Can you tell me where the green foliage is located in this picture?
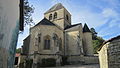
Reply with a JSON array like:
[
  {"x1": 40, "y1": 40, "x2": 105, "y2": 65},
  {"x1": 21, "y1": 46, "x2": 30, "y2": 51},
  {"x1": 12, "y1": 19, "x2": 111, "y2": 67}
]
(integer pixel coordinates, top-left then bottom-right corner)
[
  {"x1": 90, "y1": 28, "x2": 97, "y2": 40},
  {"x1": 61, "y1": 56, "x2": 69, "y2": 65},
  {"x1": 19, "y1": 0, "x2": 34, "y2": 33},
  {"x1": 16, "y1": 48, "x2": 21, "y2": 53},
  {"x1": 93, "y1": 36, "x2": 105, "y2": 53},
  {"x1": 39, "y1": 58, "x2": 56, "y2": 67},
  {"x1": 26, "y1": 59, "x2": 33, "y2": 68},
  {"x1": 90, "y1": 28, "x2": 105, "y2": 53},
  {"x1": 19, "y1": 63, "x2": 24, "y2": 68},
  {"x1": 24, "y1": 0, "x2": 35, "y2": 26}
]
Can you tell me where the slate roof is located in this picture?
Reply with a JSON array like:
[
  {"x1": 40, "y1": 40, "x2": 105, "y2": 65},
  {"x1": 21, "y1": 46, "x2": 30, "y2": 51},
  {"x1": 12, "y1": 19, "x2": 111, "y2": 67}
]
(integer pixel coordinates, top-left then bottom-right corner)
[
  {"x1": 45, "y1": 3, "x2": 64, "y2": 14},
  {"x1": 64, "y1": 23, "x2": 82, "y2": 30},
  {"x1": 35, "y1": 18, "x2": 56, "y2": 26},
  {"x1": 83, "y1": 23, "x2": 91, "y2": 32}
]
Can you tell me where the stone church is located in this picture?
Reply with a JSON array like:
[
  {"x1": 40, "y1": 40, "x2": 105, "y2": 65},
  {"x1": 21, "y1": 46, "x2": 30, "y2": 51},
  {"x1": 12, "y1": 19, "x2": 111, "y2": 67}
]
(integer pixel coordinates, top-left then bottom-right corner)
[{"x1": 23, "y1": 3, "x2": 98, "y2": 67}]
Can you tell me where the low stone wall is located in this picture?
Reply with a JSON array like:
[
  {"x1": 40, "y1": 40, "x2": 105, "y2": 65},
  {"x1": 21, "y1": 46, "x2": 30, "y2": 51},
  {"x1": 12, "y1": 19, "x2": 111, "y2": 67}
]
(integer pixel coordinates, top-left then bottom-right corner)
[
  {"x1": 67, "y1": 55, "x2": 84, "y2": 64},
  {"x1": 84, "y1": 56, "x2": 99, "y2": 64},
  {"x1": 108, "y1": 39, "x2": 120, "y2": 68}
]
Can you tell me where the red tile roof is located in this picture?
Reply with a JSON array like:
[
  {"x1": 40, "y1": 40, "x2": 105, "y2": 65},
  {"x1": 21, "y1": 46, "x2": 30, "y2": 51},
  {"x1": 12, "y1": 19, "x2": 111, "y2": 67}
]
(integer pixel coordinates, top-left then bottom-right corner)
[{"x1": 15, "y1": 53, "x2": 20, "y2": 57}]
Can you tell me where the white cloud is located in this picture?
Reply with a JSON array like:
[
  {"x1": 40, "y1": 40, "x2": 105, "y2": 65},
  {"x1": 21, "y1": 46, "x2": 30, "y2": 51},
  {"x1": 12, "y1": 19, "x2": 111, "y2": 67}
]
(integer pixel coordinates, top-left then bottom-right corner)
[
  {"x1": 98, "y1": 32, "x2": 112, "y2": 37},
  {"x1": 108, "y1": 19, "x2": 119, "y2": 27},
  {"x1": 71, "y1": 8, "x2": 106, "y2": 28},
  {"x1": 102, "y1": 8, "x2": 118, "y2": 18}
]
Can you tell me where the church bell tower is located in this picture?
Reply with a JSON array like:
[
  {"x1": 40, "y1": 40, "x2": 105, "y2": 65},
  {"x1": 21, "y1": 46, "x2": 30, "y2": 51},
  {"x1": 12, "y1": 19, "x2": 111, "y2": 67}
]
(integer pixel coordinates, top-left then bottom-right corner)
[{"x1": 44, "y1": 3, "x2": 71, "y2": 29}]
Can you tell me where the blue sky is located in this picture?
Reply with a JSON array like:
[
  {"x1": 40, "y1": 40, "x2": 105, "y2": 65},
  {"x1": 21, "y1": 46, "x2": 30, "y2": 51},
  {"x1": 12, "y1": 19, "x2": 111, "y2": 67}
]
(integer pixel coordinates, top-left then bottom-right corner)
[{"x1": 17, "y1": 0, "x2": 120, "y2": 48}]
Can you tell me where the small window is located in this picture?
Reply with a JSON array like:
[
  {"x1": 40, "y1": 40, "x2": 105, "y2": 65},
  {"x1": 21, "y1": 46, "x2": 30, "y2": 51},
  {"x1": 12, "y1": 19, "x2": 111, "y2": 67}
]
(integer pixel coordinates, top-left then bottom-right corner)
[
  {"x1": 38, "y1": 33, "x2": 41, "y2": 43},
  {"x1": 49, "y1": 14, "x2": 52, "y2": 20},
  {"x1": 54, "y1": 12, "x2": 57, "y2": 19},
  {"x1": 66, "y1": 15, "x2": 69, "y2": 20}
]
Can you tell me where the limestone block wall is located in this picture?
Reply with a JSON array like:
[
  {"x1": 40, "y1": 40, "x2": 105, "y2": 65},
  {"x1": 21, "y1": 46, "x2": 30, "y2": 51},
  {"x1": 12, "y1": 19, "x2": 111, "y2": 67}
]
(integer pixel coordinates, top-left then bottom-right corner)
[
  {"x1": 44, "y1": 8, "x2": 64, "y2": 20},
  {"x1": 44, "y1": 8, "x2": 71, "y2": 29},
  {"x1": 83, "y1": 32, "x2": 93, "y2": 55},
  {"x1": 23, "y1": 35, "x2": 30, "y2": 55},
  {"x1": 66, "y1": 31, "x2": 81, "y2": 55},
  {"x1": 53, "y1": 19, "x2": 64, "y2": 29},
  {"x1": 64, "y1": 8, "x2": 71, "y2": 27},
  {"x1": 67, "y1": 56, "x2": 84, "y2": 64},
  {"x1": 44, "y1": 8, "x2": 65, "y2": 28},
  {"x1": 65, "y1": 25, "x2": 83, "y2": 55},
  {"x1": 99, "y1": 38, "x2": 120, "y2": 68},
  {"x1": 98, "y1": 43, "x2": 109, "y2": 68},
  {"x1": 108, "y1": 39, "x2": 120, "y2": 68},
  {"x1": 78, "y1": 24, "x2": 84, "y2": 54},
  {"x1": 65, "y1": 25, "x2": 84, "y2": 63},
  {"x1": 84, "y1": 56, "x2": 99, "y2": 64},
  {"x1": 29, "y1": 25, "x2": 64, "y2": 59}
]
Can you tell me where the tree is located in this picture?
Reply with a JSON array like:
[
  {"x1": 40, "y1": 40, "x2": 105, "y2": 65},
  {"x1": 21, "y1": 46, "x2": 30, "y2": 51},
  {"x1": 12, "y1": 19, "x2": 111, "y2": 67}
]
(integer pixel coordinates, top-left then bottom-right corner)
[
  {"x1": 24, "y1": 0, "x2": 35, "y2": 26},
  {"x1": 90, "y1": 28, "x2": 105, "y2": 53},
  {"x1": 16, "y1": 48, "x2": 21, "y2": 53},
  {"x1": 90, "y1": 28, "x2": 97, "y2": 40},
  {"x1": 19, "y1": 0, "x2": 34, "y2": 33},
  {"x1": 92, "y1": 37, "x2": 104, "y2": 53}
]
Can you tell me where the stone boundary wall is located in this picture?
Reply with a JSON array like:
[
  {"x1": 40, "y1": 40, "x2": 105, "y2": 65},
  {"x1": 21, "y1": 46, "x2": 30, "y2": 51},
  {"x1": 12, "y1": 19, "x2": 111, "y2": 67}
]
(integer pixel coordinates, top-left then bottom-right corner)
[{"x1": 84, "y1": 56, "x2": 99, "y2": 64}]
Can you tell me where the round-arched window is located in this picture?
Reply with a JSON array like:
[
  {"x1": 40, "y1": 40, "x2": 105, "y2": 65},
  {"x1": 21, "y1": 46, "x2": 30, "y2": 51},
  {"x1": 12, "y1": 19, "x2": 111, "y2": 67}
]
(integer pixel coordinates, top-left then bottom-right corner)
[
  {"x1": 49, "y1": 14, "x2": 52, "y2": 20},
  {"x1": 54, "y1": 12, "x2": 57, "y2": 19}
]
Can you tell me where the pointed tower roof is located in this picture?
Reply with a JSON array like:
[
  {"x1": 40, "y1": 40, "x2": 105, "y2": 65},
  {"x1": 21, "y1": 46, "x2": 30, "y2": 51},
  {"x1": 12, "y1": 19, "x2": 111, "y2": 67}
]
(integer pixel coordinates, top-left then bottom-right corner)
[
  {"x1": 83, "y1": 23, "x2": 91, "y2": 32},
  {"x1": 45, "y1": 3, "x2": 64, "y2": 14}
]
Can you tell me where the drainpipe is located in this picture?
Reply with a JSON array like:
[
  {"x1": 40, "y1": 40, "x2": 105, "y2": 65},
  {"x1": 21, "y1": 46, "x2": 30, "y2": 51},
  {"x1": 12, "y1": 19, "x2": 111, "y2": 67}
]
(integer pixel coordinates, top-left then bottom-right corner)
[{"x1": 19, "y1": 0, "x2": 24, "y2": 31}]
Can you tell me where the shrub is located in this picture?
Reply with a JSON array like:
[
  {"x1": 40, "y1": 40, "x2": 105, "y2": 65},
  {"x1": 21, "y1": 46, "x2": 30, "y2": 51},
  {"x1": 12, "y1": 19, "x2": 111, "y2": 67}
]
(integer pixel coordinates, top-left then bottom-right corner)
[
  {"x1": 26, "y1": 59, "x2": 33, "y2": 68},
  {"x1": 40, "y1": 58, "x2": 56, "y2": 67},
  {"x1": 61, "y1": 56, "x2": 69, "y2": 65}
]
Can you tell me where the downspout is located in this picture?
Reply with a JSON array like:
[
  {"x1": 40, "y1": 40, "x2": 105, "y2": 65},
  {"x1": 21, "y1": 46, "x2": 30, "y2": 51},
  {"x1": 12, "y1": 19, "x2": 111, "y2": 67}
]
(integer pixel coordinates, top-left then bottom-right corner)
[{"x1": 19, "y1": 0, "x2": 24, "y2": 31}]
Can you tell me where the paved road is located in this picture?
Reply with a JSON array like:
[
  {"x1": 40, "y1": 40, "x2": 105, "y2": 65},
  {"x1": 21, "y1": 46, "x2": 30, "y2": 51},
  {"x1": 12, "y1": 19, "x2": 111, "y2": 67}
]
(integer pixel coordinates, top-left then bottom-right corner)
[{"x1": 45, "y1": 64, "x2": 100, "y2": 68}]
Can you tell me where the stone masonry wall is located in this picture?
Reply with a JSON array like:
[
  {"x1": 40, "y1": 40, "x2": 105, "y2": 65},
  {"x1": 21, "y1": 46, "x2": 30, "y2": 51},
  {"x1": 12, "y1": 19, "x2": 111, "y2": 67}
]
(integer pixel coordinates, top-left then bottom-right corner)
[{"x1": 108, "y1": 39, "x2": 120, "y2": 68}]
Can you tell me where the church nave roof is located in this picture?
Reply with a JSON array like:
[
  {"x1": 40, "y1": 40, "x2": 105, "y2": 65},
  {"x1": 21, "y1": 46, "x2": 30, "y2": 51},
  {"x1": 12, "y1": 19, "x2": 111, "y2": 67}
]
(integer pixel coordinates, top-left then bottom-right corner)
[{"x1": 35, "y1": 18, "x2": 56, "y2": 26}]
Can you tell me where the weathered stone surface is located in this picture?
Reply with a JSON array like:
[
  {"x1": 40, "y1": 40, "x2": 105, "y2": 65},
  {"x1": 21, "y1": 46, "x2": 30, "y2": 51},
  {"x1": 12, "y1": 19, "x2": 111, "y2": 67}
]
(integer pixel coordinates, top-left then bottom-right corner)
[
  {"x1": 98, "y1": 36, "x2": 120, "y2": 68},
  {"x1": 22, "y1": 3, "x2": 97, "y2": 68}
]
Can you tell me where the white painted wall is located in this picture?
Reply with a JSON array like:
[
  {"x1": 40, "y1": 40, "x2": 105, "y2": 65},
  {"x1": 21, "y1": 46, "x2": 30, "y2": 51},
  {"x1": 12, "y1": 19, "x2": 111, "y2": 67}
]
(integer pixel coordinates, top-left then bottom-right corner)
[{"x1": 0, "y1": 0, "x2": 19, "y2": 68}]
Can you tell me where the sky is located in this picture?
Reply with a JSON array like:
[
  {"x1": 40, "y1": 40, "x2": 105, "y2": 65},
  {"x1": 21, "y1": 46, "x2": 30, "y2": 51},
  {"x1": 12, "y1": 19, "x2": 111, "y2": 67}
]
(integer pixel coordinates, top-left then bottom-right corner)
[{"x1": 17, "y1": 0, "x2": 120, "y2": 48}]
